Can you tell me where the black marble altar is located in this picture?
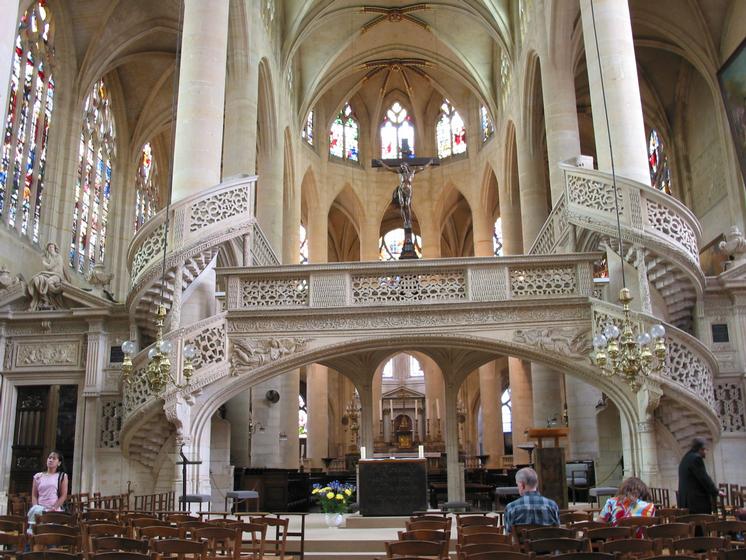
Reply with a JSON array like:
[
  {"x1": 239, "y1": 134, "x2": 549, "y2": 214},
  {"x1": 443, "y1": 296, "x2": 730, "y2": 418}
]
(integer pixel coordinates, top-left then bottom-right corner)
[{"x1": 358, "y1": 458, "x2": 428, "y2": 516}]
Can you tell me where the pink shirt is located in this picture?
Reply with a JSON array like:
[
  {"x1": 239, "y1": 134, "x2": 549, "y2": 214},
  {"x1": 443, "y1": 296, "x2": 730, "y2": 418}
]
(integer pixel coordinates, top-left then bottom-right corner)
[{"x1": 34, "y1": 472, "x2": 63, "y2": 509}]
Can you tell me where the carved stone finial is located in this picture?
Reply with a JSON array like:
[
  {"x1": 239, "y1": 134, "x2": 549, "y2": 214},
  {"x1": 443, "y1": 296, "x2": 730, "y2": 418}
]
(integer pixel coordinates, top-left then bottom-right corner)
[{"x1": 719, "y1": 226, "x2": 746, "y2": 267}]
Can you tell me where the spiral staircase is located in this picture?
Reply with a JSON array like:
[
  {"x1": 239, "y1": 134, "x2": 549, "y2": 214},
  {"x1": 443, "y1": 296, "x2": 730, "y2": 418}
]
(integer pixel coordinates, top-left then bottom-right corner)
[
  {"x1": 121, "y1": 175, "x2": 279, "y2": 469},
  {"x1": 530, "y1": 162, "x2": 719, "y2": 450}
]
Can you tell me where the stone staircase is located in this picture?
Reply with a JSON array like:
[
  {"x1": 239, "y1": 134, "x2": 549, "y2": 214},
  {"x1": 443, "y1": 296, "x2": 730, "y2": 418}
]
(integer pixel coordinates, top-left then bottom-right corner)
[
  {"x1": 531, "y1": 162, "x2": 703, "y2": 333},
  {"x1": 656, "y1": 396, "x2": 713, "y2": 451}
]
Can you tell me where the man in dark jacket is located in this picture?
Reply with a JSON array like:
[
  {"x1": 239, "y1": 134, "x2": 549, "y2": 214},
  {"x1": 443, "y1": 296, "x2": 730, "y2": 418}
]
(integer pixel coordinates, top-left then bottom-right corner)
[{"x1": 678, "y1": 437, "x2": 723, "y2": 514}]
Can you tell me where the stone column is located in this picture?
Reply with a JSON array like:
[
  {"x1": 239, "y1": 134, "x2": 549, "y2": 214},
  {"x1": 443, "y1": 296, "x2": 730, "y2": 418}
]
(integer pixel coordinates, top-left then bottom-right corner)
[
  {"x1": 357, "y1": 381, "x2": 374, "y2": 453},
  {"x1": 580, "y1": 0, "x2": 650, "y2": 186},
  {"x1": 360, "y1": 218, "x2": 381, "y2": 261},
  {"x1": 255, "y1": 144, "x2": 284, "y2": 253},
  {"x1": 508, "y1": 358, "x2": 533, "y2": 462},
  {"x1": 0, "y1": 331, "x2": 15, "y2": 514},
  {"x1": 80, "y1": 321, "x2": 108, "y2": 493},
  {"x1": 531, "y1": 366, "x2": 564, "y2": 428},
  {"x1": 444, "y1": 382, "x2": 465, "y2": 502},
  {"x1": 478, "y1": 362, "x2": 503, "y2": 468},
  {"x1": 172, "y1": 0, "x2": 230, "y2": 202},
  {"x1": 516, "y1": 127, "x2": 549, "y2": 248},
  {"x1": 565, "y1": 376, "x2": 601, "y2": 459},
  {"x1": 0, "y1": 0, "x2": 20, "y2": 134},
  {"x1": 541, "y1": 53, "x2": 581, "y2": 201},
  {"x1": 637, "y1": 417, "x2": 660, "y2": 486}
]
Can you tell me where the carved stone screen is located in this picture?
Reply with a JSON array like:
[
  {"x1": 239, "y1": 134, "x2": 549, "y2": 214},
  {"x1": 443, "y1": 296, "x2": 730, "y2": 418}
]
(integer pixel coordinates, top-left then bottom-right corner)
[{"x1": 358, "y1": 458, "x2": 428, "y2": 516}]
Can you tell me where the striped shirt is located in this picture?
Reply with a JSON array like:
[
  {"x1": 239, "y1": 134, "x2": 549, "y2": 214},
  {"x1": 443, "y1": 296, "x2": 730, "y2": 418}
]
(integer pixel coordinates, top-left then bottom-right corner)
[{"x1": 504, "y1": 491, "x2": 560, "y2": 533}]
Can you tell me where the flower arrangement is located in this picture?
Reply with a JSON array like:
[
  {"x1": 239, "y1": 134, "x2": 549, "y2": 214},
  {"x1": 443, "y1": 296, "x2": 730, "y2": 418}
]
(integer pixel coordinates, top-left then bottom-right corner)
[{"x1": 311, "y1": 480, "x2": 356, "y2": 514}]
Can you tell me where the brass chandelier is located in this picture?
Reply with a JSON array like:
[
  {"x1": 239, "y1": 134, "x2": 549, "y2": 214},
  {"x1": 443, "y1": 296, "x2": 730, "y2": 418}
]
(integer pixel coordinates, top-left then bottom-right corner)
[
  {"x1": 587, "y1": 0, "x2": 668, "y2": 391},
  {"x1": 120, "y1": 306, "x2": 197, "y2": 395}
]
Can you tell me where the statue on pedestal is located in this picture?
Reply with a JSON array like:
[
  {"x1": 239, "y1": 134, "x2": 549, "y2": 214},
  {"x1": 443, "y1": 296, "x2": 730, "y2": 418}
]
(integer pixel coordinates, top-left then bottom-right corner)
[{"x1": 27, "y1": 242, "x2": 70, "y2": 311}]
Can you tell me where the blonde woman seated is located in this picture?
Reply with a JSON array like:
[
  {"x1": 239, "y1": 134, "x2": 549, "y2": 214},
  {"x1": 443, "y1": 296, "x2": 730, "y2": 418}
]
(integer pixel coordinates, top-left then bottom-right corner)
[{"x1": 597, "y1": 477, "x2": 656, "y2": 526}]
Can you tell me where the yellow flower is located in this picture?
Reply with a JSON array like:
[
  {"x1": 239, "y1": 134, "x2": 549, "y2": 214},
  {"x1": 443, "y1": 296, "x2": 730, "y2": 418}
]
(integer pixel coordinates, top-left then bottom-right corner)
[
  {"x1": 312, "y1": 488, "x2": 318, "y2": 494},
  {"x1": 326, "y1": 492, "x2": 335, "y2": 500},
  {"x1": 336, "y1": 494, "x2": 344, "y2": 500},
  {"x1": 344, "y1": 489, "x2": 352, "y2": 496}
]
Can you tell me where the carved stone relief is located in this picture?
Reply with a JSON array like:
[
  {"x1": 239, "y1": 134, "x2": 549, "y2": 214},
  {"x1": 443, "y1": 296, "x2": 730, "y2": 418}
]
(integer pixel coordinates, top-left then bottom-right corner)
[
  {"x1": 512, "y1": 327, "x2": 591, "y2": 357},
  {"x1": 14, "y1": 341, "x2": 80, "y2": 368},
  {"x1": 230, "y1": 337, "x2": 308, "y2": 372}
]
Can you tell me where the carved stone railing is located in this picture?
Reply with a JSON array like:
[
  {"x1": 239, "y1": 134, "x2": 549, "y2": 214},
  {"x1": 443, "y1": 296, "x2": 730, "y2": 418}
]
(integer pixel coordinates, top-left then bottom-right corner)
[
  {"x1": 122, "y1": 313, "x2": 228, "y2": 423},
  {"x1": 530, "y1": 162, "x2": 703, "y2": 287},
  {"x1": 590, "y1": 300, "x2": 718, "y2": 416},
  {"x1": 221, "y1": 254, "x2": 600, "y2": 310}
]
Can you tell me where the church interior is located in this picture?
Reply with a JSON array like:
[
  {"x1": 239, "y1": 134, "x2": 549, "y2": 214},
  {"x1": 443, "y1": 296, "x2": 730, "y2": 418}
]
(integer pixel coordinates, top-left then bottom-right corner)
[{"x1": 1, "y1": 0, "x2": 746, "y2": 542}]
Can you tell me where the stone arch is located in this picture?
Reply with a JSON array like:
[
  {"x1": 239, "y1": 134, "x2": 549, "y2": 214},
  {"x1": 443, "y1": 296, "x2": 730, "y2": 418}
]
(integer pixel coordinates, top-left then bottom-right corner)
[
  {"x1": 328, "y1": 184, "x2": 363, "y2": 262},
  {"x1": 437, "y1": 184, "x2": 474, "y2": 258}
]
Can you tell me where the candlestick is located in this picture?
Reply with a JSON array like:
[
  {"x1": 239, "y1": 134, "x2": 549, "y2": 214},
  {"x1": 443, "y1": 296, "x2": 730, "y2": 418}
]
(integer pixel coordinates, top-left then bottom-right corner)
[
  {"x1": 360, "y1": 446, "x2": 366, "y2": 459},
  {"x1": 436, "y1": 398, "x2": 440, "y2": 420},
  {"x1": 418, "y1": 445, "x2": 424, "y2": 459},
  {"x1": 414, "y1": 400, "x2": 418, "y2": 422},
  {"x1": 390, "y1": 398, "x2": 393, "y2": 417},
  {"x1": 379, "y1": 400, "x2": 382, "y2": 421}
]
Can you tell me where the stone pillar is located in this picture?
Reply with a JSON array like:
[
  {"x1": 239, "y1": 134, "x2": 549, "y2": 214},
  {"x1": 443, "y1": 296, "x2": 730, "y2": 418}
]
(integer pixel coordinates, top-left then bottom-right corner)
[
  {"x1": 444, "y1": 382, "x2": 465, "y2": 502},
  {"x1": 306, "y1": 198, "x2": 330, "y2": 465},
  {"x1": 0, "y1": 0, "x2": 20, "y2": 135},
  {"x1": 508, "y1": 358, "x2": 533, "y2": 462},
  {"x1": 80, "y1": 321, "x2": 108, "y2": 493},
  {"x1": 224, "y1": 393, "x2": 251, "y2": 467},
  {"x1": 541, "y1": 53, "x2": 581, "y2": 201},
  {"x1": 360, "y1": 218, "x2": 381, "y2": 261},
  {"x1": 478, "y1": 362, "x2": 503, "y2": 468},
  {"x1": 516, "y1": 127, "x2": 549, "y2": 248},
  {"x1": 531, "y1": 366, "x2": 564, "y2": 429},
  {"x1": 0, "y1": 349, "x2": 16, "y2": 514},
  {"x1": 172, "y1": 0, "x2": 230, "y2": 202},
  {"x1": 580, "y1": 0, "x2": 650, "y2": 186},
  {"x1": 637, "y1": 417, "x2": 660, "y2": 486},
  {"x1": 222, "y1": 6, "x2": 258, "y2": 177},
  {"x1": 169, "y1": 261, "x2": 184, "y2": 331},
  {"x1": 255, "y1": 144, "x2": 284, "y2": 253},
  {"x1": 357, "y1": 381, "x2": 374, "y2": 453},
  {"x1": 498, "y1": 153, "x2": 524, "y2": 256},
  {"x1": 565, "y1": 376, "x2": 601, "y2": 459}
]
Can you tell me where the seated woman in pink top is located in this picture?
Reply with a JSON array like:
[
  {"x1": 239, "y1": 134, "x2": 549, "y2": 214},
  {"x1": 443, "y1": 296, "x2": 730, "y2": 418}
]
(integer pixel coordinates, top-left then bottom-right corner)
[
  {"x1": 28, "y1": 450, "x2": 68, "y2": 527},
  {"x1": 597, "y1": 477, "x2": 655, "y2": 536}
]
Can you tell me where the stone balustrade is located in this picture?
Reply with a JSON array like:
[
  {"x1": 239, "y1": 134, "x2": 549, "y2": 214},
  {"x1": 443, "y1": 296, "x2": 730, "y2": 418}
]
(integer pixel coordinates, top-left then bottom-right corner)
[{"x1": 220, "y1": 254, "x2": 601, "y2": 310}]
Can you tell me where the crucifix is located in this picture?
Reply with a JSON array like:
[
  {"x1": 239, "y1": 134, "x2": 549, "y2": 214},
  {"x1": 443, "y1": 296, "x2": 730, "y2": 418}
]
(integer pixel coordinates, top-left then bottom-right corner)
[{"x1": 373, "y1": 146, "x2": 439, "y2": 259}]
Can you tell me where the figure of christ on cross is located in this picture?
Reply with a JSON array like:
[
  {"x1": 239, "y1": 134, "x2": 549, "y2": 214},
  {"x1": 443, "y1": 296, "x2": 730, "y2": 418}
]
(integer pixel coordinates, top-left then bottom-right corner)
[{"x1": 372, "y1": 156, "x2": 439, "y2": 259}]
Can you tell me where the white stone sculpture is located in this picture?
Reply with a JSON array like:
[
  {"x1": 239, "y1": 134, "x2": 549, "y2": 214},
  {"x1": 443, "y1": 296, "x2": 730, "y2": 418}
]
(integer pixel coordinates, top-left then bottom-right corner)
[
  {"x1": 27, "y1": 242, "x2": 71, "y2": 310},
  {"x1": 87, "y1": 263, "x2": 116, "y2": 301},
  {"x1": 718, "y1": 226, "x2": 746, "y2": 268},
  {"x1": 0, "y1": 265, "x2": 22, "y2": 292}
]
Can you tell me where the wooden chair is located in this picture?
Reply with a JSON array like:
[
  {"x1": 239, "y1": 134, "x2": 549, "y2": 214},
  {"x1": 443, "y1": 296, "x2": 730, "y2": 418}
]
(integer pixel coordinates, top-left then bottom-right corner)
[
  {"x1": 191, "y1": 527, "x2": 241, "y2": 560},
  {"x1": 90, "y1": 538, "x2": 148, "y2": 554},
  {"x1": 129, "y1": 518, "x2": 171, "y2": 539},
  {"x1": 462, "y1": 553, "x2": 535, "y2": 560},
  {"x1": 233, "y1": 522, "x2": 266, "y2": 560},
  {"x1": 459, "y1": 533, "x2": 512, "y2": 547},
  {"x1": 677, "y1": 515, "x2": 718, "y2": 534},
  {"x1": 657, "y1": 508, "x2": 688, "y2": 522},
  {"x1": 527, "y1": 538, "x2": 591, "y2": 556},
  {"x1": 705, "y1": 521, "x2": 746, "y2": 545},
  {"x1": 83, "y1": 525, "x2": 128, "y2": 556},
  {"x1": 457, "y1": 517, "x2": 499, "y2": 530},
  {"x1": 91, "y1": 553, "x2": 150, "y2": 560},
  {"x1": 17, "y1": 553, "x2": 81, "y2": 560},
  {"x1": 671, "y1": 536, "x2": 729, "y2": 557},
  {"x1": 37, "y1": 515, "x2": 75, "y2": 527},
  {"x1": 150, "y1": 539, "x2": 208, "y2": 560},
  {"x1": 385, "y1": 540, "x2": 445, "y2": 559},
  {"x1": 720, "y1": 550, "x2": 746, "y2": 560},
  {"x1": 572, "y1": 522, "x2": 608, "y2": 536},
  {"x1": 139, "y1": 526, "x2": 182, "y2": 543},
  {"x1": 177, "y1": 522, "x2": 213, "y2": 539},
  {"x1": 406, "y1": 520, "x2": 452, "y2": 535},
  {"x1": 0, "y1": 517, "x2": 27, "y2": 531},
  {"x1": 249, "y1": 517, "x2": 288, "y2": 560},
  {"x1": 642, "y1": 556, "x2": 698, "y2": 560},
  {"x1": 458, "y1": 542, "x2": 516, "y2": 560},
  {"x1": 524, "y1": 528, "x2": 577, "y2": 541},
  {"x1": 33, "y1": 525, "x2": 80, "y2": 537},
  {"x1": 166, "y1": 515, "x2": 200, "y2": 525},
  {"x1": 0, "y1": 529, "x2": 26, "y2": 559},
  {"x1": 82, "y1": 512, "x2": 118, "y2": 524},
  {"x1": 30, "y1": 533, "x2": 80, "y2": 553},
  {"x1": 398, "y1": 530, "x2": 449, "y2": 559},
  {"x1": 551, "y1": 554, "x2": 616, "y2": 560},
  {"x1": 561, "y1": 513, "x2": 593, "y2": 526},
  {"x1": 646, "y1": 523, "x2": 695, "y2": 554},
  {"x1": 600, "y1": 538, "x2": 656, "y2": 559}
]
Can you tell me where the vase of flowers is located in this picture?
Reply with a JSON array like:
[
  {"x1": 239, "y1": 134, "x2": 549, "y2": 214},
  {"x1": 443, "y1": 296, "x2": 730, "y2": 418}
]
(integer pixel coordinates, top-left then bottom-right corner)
[{"x1": 312, "y1": 480, "x2": 355, "y2": 528}]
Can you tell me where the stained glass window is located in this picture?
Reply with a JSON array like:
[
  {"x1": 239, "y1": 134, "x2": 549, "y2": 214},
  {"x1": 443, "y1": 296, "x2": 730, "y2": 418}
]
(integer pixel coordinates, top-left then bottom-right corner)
[
  {"x1": 493, "y1": 217, "x2": 503, "y2": 256},
  {"x1": 329, "y1": 104, "x2": 358, "y2": 161},
  {"x1": 299, "y1": 223, "x2": 308, "y2": 264},
  {"x1": 134, "y1": 142, "x2": 159, "y2": 231},
  {"x1": 69, "y1": 79, "x2": 116, "y2": 273},
  {"x1": 380, "y1": 102, "x2": 415, "y2": 159},
  {"x1": 648, "y1": 129, "x2": 671, "y2": 194},
  {"x1": 379, "y1": 228, "x2": 422, "y2": 260},
  {"x1": 481, "y1": 106, "x2": 494, "y2": 142},
  {"x1": 436, "y1": 100, "x2": 466, "y2": 159},
  {"x1": 502, "y1": 388, "x2": 511, "y2": 432},
  {"x1": 302, "y1": 110, "x2": 313, "y2": 145},
  {"x1": 1, "y1": 1, "x2": 55, "y2": 243}
]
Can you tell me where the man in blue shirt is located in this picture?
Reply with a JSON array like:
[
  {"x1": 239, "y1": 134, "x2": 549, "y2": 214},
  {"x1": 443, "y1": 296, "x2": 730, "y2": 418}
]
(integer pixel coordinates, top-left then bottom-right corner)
[{"x1": 504, "y1": 467, "x2": 560, "y2": 534}]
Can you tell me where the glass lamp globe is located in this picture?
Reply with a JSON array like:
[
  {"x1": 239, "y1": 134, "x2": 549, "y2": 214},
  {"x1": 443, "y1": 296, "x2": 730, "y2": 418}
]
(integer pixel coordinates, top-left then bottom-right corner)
[
  {"x1": 636, "y1": 333, "x2": 652, "y2": 346},
  {"x1": 650, "y1": 324, "x2": 666, "y2": 339},
  {"x1": 593, "y1": 334, "x2": 608, "y2": 349},
  {"x1": 603, "y1": 324, "x2": 620, "y2": 339},
  {"x1": 183, "y1": 344, "x2": 198, "y2": 360},
  {"x1": 147, "y1": 347, "x2": 159, "y2": 360},
  {"x1": 121, "y1": 340, "x2": 136, "y2": 355},
  {"x1": 158, "y1": 340, "x2": 173, "y2": 354}
]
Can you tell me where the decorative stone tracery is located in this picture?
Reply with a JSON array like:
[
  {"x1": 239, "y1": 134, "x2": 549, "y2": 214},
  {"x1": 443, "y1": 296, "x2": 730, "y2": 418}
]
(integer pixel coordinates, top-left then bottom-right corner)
[{"x1": 715, "y1": 383, "x2": 746, "y2": 432}]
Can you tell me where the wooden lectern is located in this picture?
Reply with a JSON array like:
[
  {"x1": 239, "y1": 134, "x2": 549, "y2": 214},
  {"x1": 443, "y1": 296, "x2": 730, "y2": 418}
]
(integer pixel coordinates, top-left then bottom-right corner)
[{"x1": 526, "y1": 428, "x2": 569, "y2": 509}]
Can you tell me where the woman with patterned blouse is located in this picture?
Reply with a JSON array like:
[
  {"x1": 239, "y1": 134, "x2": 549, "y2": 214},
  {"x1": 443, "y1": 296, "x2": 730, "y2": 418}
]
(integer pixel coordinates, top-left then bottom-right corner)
[{"x1": 597, "y1": 477, "x2": 656, "y2": 531}]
